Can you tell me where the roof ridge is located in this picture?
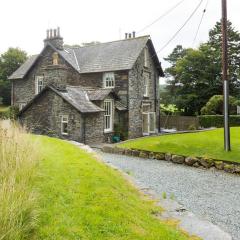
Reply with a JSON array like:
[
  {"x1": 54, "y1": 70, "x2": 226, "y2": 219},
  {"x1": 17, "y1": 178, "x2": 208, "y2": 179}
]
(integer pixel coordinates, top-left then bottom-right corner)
[{"x1": 68, "y1": 35, "x2": 150, "y2": 50}]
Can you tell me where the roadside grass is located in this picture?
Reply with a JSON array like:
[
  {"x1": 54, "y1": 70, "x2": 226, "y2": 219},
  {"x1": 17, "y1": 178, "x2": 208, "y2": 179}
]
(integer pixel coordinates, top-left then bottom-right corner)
[
  {"x1": 118, "y1": 127, "x2": 240, "y2": 163},
  {"x1": 0, "y1": 121, "x2": 39, "y2": 240},
  {"x1": 34, "y1": 135, "x2": 196, "y2": 240}
]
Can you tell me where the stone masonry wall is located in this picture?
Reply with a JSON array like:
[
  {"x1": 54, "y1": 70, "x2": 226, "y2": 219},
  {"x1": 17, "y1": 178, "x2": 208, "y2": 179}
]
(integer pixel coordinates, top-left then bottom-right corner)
[
  {"x1": 128, "y1": 42, "x2": 160, "y2": 139},
  {"x1": 19, "y1": 89, "x2": 84, "y2": 142},
  {"x1": 12, "y1": 46, "x2": 81, "y2": 107},
  {"x1": 20, "y1": 88, "x2": 106, "y2": 144},
  {"x1": 79, "y1": 71, "x2": 129, "y2": 105}
]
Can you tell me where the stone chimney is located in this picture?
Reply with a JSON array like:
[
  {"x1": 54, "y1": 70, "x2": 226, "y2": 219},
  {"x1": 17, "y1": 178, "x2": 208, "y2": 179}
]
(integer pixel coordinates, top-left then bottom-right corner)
[{"x1": 44, "y1": 27, "x2": 63, "y2": 50}]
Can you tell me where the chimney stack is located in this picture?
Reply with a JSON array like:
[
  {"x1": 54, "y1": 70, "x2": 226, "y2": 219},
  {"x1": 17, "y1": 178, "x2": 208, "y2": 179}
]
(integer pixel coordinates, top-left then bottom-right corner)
[
  {"x1": 44, "y1": 27, "x2": 64, "y2": 50},
  {"x1": 125, "y1": 31, "x2": 136, "y2": 39}
]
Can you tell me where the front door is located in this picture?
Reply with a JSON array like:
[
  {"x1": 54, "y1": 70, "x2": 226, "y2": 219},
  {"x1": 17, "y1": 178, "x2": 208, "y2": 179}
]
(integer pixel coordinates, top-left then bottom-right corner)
[{"x1": 142, "y1": 112, "x2": 156, "y2": 136}]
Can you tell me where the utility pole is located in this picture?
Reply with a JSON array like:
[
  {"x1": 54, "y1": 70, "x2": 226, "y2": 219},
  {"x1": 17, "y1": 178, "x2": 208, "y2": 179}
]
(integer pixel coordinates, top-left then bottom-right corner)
[{"x1": 222, "y1": 0, "x2": 231, "y2": 151}]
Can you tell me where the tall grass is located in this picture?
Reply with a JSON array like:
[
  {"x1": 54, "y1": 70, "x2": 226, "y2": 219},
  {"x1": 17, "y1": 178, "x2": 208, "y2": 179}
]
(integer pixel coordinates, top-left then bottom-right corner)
[{"x1": 0, "y1": 121, "x2": 39, "y2": 240}]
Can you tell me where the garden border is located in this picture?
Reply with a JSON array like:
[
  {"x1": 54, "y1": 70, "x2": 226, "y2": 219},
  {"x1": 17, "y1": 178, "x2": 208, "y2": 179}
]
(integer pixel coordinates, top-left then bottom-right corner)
[{"x1": 102, "y1": 145, "x2": 240, "y2": 175}]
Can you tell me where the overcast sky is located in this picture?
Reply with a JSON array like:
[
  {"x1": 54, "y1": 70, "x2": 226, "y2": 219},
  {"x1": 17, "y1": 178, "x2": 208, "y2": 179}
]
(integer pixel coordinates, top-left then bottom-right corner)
[{"x1": 1, "y1": 0, "x2": 240, "y2": 74}]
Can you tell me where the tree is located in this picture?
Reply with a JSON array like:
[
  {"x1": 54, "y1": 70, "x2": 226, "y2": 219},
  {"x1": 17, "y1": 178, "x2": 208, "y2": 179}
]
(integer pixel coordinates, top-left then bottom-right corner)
[
  {"x1": 0, "y1": 48, "x2": 27, "y2": 105},
  {"x1": 163, "y1": 45, "x2": 187, "y2": 104},
  {"x1": 201, "y1": 95, "x2": 237, "y2": 115},
  {"x1": 164, "y1": 21, "x2": 240, "y2": 115}
]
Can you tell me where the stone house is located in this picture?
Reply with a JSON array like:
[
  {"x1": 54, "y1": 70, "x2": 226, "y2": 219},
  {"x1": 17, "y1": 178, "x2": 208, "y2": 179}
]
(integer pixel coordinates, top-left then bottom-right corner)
[{"x1": 9, "y1": 28, "x2": 164, "y2": 144}]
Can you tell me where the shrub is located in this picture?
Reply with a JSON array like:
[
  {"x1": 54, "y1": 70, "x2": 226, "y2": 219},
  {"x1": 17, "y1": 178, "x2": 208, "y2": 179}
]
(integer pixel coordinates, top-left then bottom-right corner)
[
  {"x1": 188, "y1": 124, "x2": 197, "y2": 131},
  {"x1": 201, "y1": 95, "x2": 237, "y2": 115},
  {"x1": 0, "y1": 121, "x2": 39, "y2": 240},
  {"x1": 198, "y1": 115, "x2": 240, "y2": 128},
  {"x1": 0, "y1": 106, "x2": 19, "y2": 120}
]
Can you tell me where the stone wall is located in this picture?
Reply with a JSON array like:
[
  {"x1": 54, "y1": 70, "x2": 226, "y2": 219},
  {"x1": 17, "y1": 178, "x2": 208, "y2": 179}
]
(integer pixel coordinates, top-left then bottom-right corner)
[
  {"x1": 128, "y1": 42, "x2": 160, "y2": 139},
  {"x1": 102, "y1": 146, "x2": 240, "y2": 175},
  {"x1": 12, "y1": 46, "x2": 81, "y2": 107},
  {"x1": 19, "y1": 89, "x2": 106, "y2": 144},
  {"x1": 79, "y1": 71, "x2": 129, "y2": 105},
  {"x1": 85, "y1": 112, "x2": 105, "y2": 144}
]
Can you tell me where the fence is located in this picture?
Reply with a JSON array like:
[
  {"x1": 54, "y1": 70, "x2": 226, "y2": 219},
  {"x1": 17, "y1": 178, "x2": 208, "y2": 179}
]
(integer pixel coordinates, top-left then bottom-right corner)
[{"x1": 160, "y1": 115, "x2": 199, "y2": 131}]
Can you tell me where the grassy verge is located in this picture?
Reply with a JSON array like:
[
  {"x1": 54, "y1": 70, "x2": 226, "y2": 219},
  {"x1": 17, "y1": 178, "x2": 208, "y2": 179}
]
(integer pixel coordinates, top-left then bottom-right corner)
[
  {"x1": 118, "y1": 127, "x2": 240, "y2": 163},
  {"x1": 0, "y1": 121, "x2": 39, "y2": 240},
  {"x1": 34, "y1": 135, "x2": 196, "y2": 240}
]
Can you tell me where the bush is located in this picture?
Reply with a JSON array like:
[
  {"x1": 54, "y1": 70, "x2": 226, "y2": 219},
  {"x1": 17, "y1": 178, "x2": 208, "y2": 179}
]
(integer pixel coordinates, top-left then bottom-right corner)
[
  {"x1": 188, "y1": 124, "x2": 197, "y2": 131},
  {"x1": 198, "y1": 115, "x2": 240, "y2": 128},
  {"x1": 201, "y1": 95, "x2": 237, "y2": 115},
  {"x1": 0, "y1": 121, "x2": 39, "y2": 240},
  {"x1": 0, "y1": 106, "x2": 19, "y2": 120}
]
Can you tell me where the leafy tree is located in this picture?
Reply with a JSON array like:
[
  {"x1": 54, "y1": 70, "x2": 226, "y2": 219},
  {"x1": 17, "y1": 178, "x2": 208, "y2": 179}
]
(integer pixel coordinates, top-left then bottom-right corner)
[
  {"x1": 0, "y1": 48, "x2": 27, "y2": 105},
  {"x1": 164, "y1": 21, "x2": 240, "y2": 115},
  {"x1": 163, "y1": 45, "x2": 187, "y2": 104},
  {"x1": 201, "y1": 95, "x2": 237, "y2": 115}
]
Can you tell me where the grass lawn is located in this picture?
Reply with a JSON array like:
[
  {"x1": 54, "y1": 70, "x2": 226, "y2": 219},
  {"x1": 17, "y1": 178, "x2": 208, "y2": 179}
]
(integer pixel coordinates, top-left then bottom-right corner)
[
  {"x1": 0, "y1": 105, "x2": 9, "y2": 113},
  {"x1": 34, "y1": 135, "x2": 196, "y2": 240},
  {"x1": 119, "y1": 127, "x2": 240, "y2": 163}
]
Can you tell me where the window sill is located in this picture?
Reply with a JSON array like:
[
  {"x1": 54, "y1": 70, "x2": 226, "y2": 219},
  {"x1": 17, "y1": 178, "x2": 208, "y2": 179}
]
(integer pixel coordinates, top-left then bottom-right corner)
[
  {"x1": 104, "y1": 87, "x2": 115, "y2": 89},
  {"x1": 104, "y1": 130, "x2": 113, "y2": 134},
  {"x1": 61, "y1": 133, "x2": 69, "y2": 136}
]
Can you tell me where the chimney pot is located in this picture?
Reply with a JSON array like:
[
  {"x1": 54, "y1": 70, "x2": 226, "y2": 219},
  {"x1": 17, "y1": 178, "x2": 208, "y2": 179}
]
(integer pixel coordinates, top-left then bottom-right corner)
[
  {"x1": 50, "y1": 29, "x2": 53, "y2": 38},
  {"x1": 54, "y1": 29, "x2": 57, "y2": 37},
  {"x1": 128, "y1": 33, "x2": 132, "y2": 38},
  {"x1": 125, "y1": 33, "x2": 128, "y2": 39},
  {"x1": 132, "y1": 31, "x2": 136, "y2": 38},
  {"x1": 46, "y1": 29, "x2": 49, "y2": 39},
  {"x1": 57, "y1": 27, "x2": 60, "y2": 37}
]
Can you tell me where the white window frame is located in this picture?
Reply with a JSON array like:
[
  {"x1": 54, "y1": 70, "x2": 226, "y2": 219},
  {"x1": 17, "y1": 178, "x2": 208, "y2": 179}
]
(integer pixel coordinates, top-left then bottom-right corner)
[
  {"x1": 144, "y1": 46, "x2": 149, "y2": 68},
  {"x1": 104, "y1": 99, "x2": 114, "y2": 133},
  {"x1": 103, "y1": 72, "x2": 115, "y2": 89},
  {"x1": 143, "y1": 72, "x2": 149, "y2": 97},
  {"x1": 142, "y1": 104, "x2": 156, "y2": 135},
  {"x1": 61, "y1": 115, "x2": 69, "y2": 135},
  {"x1": 35, "y1": 76, "x2": 44, "y2": 95}
]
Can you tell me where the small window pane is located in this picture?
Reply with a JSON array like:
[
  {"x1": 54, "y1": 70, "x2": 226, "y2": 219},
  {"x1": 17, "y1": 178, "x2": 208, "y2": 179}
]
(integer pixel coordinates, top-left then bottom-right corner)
[{"x1": 103, "y1": 72, "x2": 115, "y2": 88}]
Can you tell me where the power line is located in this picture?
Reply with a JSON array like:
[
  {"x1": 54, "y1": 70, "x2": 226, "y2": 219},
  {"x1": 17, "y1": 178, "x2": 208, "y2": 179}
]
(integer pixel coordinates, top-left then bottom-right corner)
[
  {"x1": 153, "y1": 0, "x2": 204, "y2": 57},
  {"x1": 192, "y1": 0, "x2": 210, "y2": 46},
  {"x1": 137, "y1": 0, "x2": 187, "y2": 34}
]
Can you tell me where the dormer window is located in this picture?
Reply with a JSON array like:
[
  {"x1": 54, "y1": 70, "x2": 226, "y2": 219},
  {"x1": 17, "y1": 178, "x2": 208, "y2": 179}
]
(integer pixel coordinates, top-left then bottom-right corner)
[
  {"x1": 103, "y1": 72, "x2": 115, "y2": 88},
  {"x1": 52, "y1": 52, "x2": 59, "y2": 65},
  {"x1": 144, "y1": 47, "x2": 149, "y2": 68}
]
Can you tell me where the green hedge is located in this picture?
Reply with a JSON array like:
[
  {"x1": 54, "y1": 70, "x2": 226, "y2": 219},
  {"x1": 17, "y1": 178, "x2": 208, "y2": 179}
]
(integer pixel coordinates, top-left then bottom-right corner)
[{"x1": 198, "y1": 115, "x2": 240, "y2": 128}]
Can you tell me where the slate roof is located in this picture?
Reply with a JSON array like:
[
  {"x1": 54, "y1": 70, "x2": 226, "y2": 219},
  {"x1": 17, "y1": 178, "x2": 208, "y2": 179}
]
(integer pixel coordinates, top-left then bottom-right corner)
[
  {"x1": 9, "y1": 55, "x2": 39, "y2": 79},
  {"x1": 9, "y1": 36, "x2": 163, "y2": 80},
  {"x1": 63, "y1": 36, "x2": 149, "y2": 73},
  {"x1": 115, "y1": 101, "x2": 127, "y2": 111},
  {"x1": 56, "y1": 86, "x2": 104, "y2": 113},
  {"x1": 18, "y1": 85, "x2": 104, "y2": 116},
  {"x1": 86, "y1": 88, "x2": 114, "y2": 101}
]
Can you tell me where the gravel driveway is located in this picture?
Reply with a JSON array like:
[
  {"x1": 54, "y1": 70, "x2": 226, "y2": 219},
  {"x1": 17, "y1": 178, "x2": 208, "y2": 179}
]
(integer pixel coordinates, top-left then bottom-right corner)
[{"x1": 98, "y1": 151, "x2": 240, "y2": 240}]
